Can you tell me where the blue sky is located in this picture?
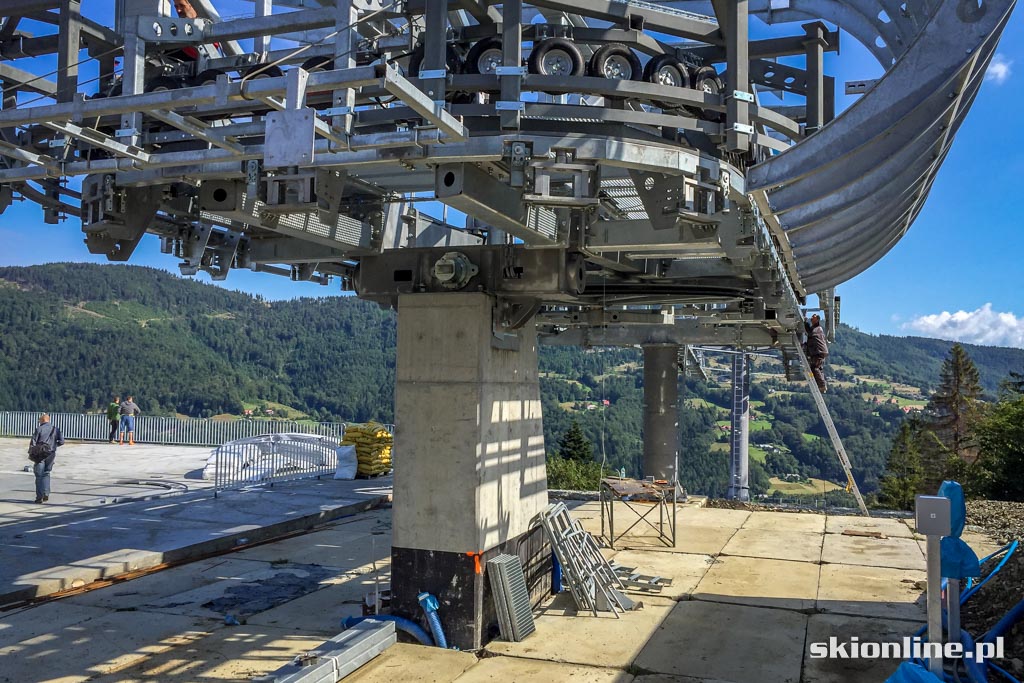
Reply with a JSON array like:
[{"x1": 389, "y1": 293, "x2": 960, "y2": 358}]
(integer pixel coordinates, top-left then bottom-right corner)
[{"x1": 0, "y1": 4, "x2": 1021, "y2": 346}]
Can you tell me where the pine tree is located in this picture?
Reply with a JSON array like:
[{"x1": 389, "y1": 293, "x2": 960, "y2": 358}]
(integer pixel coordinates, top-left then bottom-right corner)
[
  {"x1": 879, "y1": 418, "x2": 924, "y2": 510},
  {"x1": 558, "y1": 420, "x2": 594, "y2": 463},
  {"x1": 921, "y1": 343, "x2": 985, "y2": 489}
]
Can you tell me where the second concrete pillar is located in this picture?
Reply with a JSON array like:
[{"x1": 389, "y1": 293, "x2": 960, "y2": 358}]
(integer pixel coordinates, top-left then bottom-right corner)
[{"x1": 642, "y1": 343, "x2": 679, "y2": 481}]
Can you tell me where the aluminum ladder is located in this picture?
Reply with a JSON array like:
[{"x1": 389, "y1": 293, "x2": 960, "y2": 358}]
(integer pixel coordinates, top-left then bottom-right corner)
[{"x1": 793, "y1": 336, "x2": 869, "y2": 517}]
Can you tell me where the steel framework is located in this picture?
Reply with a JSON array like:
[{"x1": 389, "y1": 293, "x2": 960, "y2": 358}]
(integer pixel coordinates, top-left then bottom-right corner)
[{"x1": 0, "y1": 0, "x2": 1011, "y2": 351}]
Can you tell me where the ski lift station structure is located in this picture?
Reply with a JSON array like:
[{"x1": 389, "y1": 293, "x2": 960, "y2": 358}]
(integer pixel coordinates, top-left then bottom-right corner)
[{"x1": 0, "y1": 0, "x2": 1014, "y2": 649}]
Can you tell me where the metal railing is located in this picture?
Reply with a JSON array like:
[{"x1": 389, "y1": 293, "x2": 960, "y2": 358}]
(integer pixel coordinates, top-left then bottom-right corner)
[
  {"x1": 0, "y1": 411, "x2": 362, "y2": 448},
  {"x1": 210, "y1": 432, "x2": 342, "y2": 496}
]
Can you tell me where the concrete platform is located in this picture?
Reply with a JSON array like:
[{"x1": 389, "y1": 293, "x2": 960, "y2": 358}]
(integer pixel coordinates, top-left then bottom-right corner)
[
  {"x1": 5, "y1": 500, "x2": 1000, "y2": 683},
  {"x1": 821, "y1": 532, "x2": 925, "y2": 571},
  {"x1": 0, "y1": 439, "x2": 391, "y2": 605},
  {"x1": 486, "y1": 593, "x2": 677, "y2": 669},
  {"x1": 634, "y1": 600, "x2": 807, "y2": 683},
  {"x1": 693, "y1": 556, "x2": 820, "y2": 611}
]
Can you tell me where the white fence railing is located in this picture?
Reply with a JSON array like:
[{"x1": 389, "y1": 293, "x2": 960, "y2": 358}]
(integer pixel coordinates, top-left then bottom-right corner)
[
  {"x1": 0, "y1": 411, "x2": 355, "y2": 448},
  {"x1": 209, "y1": 432, "x2": 342, "y2": 496}
]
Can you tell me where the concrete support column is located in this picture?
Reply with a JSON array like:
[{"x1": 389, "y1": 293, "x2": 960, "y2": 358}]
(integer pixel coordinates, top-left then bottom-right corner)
[
  {"x1": 642, "y1": 344, "x2": 679, "y2": 481},
  {"x1": 728, "y1": 353, "x2": 751, "y2": 501},
  {"x1": 390, "y1": 293, "x2": 549, "y2": 650}
]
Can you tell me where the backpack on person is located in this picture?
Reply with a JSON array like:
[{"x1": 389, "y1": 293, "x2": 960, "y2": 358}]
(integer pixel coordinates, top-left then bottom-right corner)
[{"x1": 28, "y1": 424, "x2": 61, "y2": 463}]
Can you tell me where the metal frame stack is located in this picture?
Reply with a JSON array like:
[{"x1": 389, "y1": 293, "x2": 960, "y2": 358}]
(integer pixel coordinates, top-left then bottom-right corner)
[
  {"x1": 487, "y1": 554, "x2": 536, "y2": 642},
  {"x1": 538, "y1": 503, "x2": 637, "y2": 617},
  {"x1": 252, "y1": 618, "x2": 396, "y2": 683}
]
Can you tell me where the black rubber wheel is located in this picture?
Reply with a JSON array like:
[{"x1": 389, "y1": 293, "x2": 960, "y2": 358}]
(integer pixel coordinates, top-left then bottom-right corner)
[
  {"x1": 689, "y1": 65, "x2": 725, "y2": 122},
  {"x1": 301, "y1": 56, "x2": 334, "y2": 72},
  {"x1": 145, "y1": 76, "x2": 183, "y2": 92},
  {"x1": 528, "y1": 37, "x2": 584, "y2": 77},
  {"x1": 407, "y1": 44, "x2": 464, "y2": 77},
  {"x1": 588, "y1": 43, "x2": 641, "y2": 81},
  {"x1": 464, "y1": 38, "x2": 504, "y2": 75},
  {"x1": 192, "y1": 69, "x2": 227, "y2": 87},
  {"x1": 244, "y1": 64, "x2": 283, "y2": 80},
  {"x1": 642, "y1": 54, "x2": 690, "y2": 109}
]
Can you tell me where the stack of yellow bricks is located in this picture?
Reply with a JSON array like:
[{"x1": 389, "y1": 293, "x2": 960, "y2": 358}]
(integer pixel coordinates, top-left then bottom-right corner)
[{"x1": 342, "y1": 422, "x2": 393, "y2": 477}]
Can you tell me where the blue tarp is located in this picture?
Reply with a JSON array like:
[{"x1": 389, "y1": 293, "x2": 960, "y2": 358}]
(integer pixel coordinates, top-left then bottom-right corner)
[
  {"x1": 936, "y1": 481, "x2": 981, "y2": 579},
  {"x1": 938, "y1": 480, "x2": 967, "y2": 538},
  {"x1": 885, "y1": 661, "x2": 945, "y2": 683}
]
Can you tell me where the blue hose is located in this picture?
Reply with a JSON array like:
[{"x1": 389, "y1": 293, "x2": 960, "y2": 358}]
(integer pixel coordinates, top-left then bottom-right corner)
[
  {"x1": 418, "y1": 592, "x2": 448, "y2": 649},
  {"x1": 963, "y1": 542, "x2": 1018, "y2": 603},
  {"x1": 983, "y1": 597, "x2": 1024, "y2": 643},
  {"x1": 960, "y1": 628, "x2": 989, "y2": 683},
  {"x1": 341, "y1": 615, "x2": 434, "y2": 647}
]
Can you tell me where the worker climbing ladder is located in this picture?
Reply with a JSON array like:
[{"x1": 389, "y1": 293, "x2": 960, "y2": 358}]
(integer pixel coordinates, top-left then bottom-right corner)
[{"x1": 793, "y1": 336, "x2": 870, "y2": 517}]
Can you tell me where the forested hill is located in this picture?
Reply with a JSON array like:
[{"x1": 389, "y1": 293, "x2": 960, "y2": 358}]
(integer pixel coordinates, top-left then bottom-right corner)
[
  {"x1": 1, "y1": 263, "x2": 1022, "y2": 497},
  {"x1": 829, "y1": 325, "x2": 1021, "y2": 395},
  {"x1": 0, "y1": 263, "x2": 396, "y2": 421}
]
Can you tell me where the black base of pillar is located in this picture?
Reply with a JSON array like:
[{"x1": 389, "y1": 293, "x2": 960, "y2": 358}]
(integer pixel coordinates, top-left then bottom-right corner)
[{"x1": 391, "y1": 526, "x2": 551, "y2": 650}]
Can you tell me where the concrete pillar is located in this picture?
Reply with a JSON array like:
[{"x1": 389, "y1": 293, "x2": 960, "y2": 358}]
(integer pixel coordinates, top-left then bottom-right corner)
[
  {"x1": 728, "y1": 353, "x2": 751, "y2": 501},
  {"x1": 642, "y1": 344, "x2": 679, "y2": 481},
  {"x1": 390, "y1": 293, "x2": 550, "y2": 650}
]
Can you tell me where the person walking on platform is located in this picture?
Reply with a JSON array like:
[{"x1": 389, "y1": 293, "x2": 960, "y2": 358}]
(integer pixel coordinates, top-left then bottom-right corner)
[
  {"x1": 806, "y1": 313, "x2": 830, "y2": 393},
  {"x1": 119, "y1": 395, "x2": 141, "y2": 446},
  {"x1": 29, "y1": 414, "x2": 64, "y2": 503},
  {"x1": 106, "y1": 396, "x2": 120, "y2": 444}
]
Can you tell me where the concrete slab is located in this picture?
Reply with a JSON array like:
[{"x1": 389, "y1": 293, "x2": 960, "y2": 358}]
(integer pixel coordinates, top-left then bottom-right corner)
[
  {"x1": 0, "y1": 600, "x2": 109, "y2": 649},
  {"x1": 234, "y1": 528, "x2": 391, "y2": 569},
  {"x1": 741, "y1": 511, "x2": 826, "y2": 534},
  {"x1": 634, "y1": 600, "x2": 806, "y2": 683},
  {"x1": 802, "y1": 613, "x2": 922, "y2": 682},
  {"x1": 87, "y1": 625, "x2": 325, "y2": 683},
  {"x1": 0, "y1": 477, "x2": 390, "y2": 605},
  {"x1": 678, "y1": 507, "x2": 750, "y2": 529},
  {"x1": 456, "y1": 655, "x2": 634, "y2": 682},
  {"x1": 63, "y1": 557, "x2": 271, "y2": 610},
  {"x1": 0, "y1": 607, "x2": 213, "y2": 683},
  {"x1": 609, "y1": 550, "x2": 714, "y2": 600},
  {"x1": 821, "y1": 533, "x2": 925, "y2": 571},
  {"x1": 693, "y1": 556, "x2": 819, "y2": 611},
  {"x1": 138, "y1": 563, "x2": 343, "y2": 621},
  {"x1": 486, "y1": 593, "x2": 674, "y2": 669},
  {"x1": 720, "y1": 528, "x2": 823, "y2": 563},
  {"x1": 245, "y1": 573, "x2": 390, "y2": 633},
  {"x1": 825, "y1": 515, "x2": 914, "y2": 539},
  {"x1": 817, "y1": 564, "x2": 926, "y2": 621},
  {"x1": 344, "y1": 643, "x2": 478, "y2": 683},
  {"x1": 617, "y1": 525, "x2": 737, "y2": 556}
]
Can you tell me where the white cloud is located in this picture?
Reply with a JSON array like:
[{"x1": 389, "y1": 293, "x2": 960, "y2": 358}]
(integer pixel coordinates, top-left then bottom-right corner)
[
  {"x1": 903, "y1": 304, "x2": 1024, "y2": 348},
  {"x1": 986, "y1": 54, "x2": 1013, "y2": 85}
]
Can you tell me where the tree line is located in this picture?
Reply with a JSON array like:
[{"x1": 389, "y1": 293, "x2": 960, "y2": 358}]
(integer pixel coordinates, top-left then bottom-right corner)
[{"x1": 879, "y1": 344, "x2": 1024, "y2": 508}]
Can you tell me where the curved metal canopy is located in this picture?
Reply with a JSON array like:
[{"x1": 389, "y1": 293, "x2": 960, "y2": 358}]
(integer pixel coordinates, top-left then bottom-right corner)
[{"x1": 744, "y1": 0, "x2": 1014, "y2": 293}]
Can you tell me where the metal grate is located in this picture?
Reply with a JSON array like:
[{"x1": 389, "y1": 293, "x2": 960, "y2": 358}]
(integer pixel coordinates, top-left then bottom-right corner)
[{"x1": 487, "y1": 554, "x2": 536, "y2": 642}]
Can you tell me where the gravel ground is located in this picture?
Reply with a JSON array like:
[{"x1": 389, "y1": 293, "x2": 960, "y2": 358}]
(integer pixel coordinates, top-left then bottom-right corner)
[{"x1": 961, "y1": 501, "x2": 1024, "y2": 675}]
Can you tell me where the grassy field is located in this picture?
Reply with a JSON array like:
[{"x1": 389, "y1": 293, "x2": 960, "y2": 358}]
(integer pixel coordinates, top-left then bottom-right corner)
[{"x1": 769, "y1": 477, "x2": 842, "y2": 495}]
